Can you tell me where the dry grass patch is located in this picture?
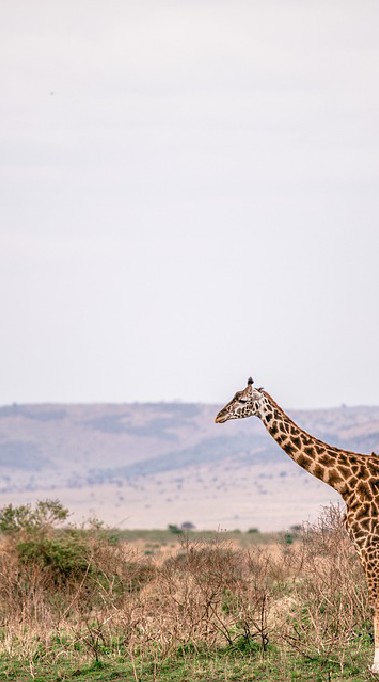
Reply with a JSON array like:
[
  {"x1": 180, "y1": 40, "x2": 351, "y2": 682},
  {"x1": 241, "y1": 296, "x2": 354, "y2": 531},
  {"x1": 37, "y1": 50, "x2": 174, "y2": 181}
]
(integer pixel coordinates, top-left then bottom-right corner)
[{"x1": 0, "y1": 501, "x2": 373, "y2": 679}]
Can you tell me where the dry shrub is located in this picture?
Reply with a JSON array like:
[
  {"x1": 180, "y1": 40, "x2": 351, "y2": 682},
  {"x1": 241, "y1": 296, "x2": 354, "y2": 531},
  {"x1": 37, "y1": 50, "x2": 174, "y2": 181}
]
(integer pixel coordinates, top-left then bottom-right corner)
[
  {"x1": 133, "y1": 537, "x2": 281, "y2": 656},
  {"x1": 0, "y1": 520, "x2": 157, "y2": 666},
  {"x1": 0, "y1": 545, "x2": 55, "y2": 625},
  {"x1": 0, "y1": 501, "x2": 373, "y2": 671},
  {"x1": 0, "y1": 508, "x2": 156, "y2": 631},
  {"x1": 282, "y1": 504, "x2": 370, "y2": 661}
]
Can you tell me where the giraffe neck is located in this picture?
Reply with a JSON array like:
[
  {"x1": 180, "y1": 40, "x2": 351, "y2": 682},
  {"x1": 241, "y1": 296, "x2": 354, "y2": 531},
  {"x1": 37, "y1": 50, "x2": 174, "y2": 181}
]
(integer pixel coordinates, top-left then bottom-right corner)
[{"x1": 258, "y1": 391, "x2": 348, "y2": 494}]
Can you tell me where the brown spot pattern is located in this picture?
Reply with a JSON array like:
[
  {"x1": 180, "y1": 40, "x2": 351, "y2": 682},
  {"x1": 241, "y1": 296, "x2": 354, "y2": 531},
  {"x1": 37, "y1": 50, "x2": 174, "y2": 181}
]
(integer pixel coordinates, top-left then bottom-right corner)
[{"x1": 255, "y1": 393, "x2": 379, "y2": 633}]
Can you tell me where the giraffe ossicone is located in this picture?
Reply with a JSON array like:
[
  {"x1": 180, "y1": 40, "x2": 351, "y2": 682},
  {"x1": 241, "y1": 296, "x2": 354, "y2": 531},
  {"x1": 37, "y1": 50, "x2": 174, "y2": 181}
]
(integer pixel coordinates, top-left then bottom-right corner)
[{"x1": 216, "y1": 376, "x2": 379, "y2": 674}]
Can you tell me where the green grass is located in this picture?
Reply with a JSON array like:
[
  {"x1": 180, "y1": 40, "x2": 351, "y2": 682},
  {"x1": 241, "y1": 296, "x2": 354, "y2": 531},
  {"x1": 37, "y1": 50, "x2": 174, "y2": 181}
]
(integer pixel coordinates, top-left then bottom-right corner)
[
  {"x1": 0, "y1": 641, "x2": 375, "y2": 682},
  {"x1": 104, "y1": 527, "x2": 291, "y2": 548}
]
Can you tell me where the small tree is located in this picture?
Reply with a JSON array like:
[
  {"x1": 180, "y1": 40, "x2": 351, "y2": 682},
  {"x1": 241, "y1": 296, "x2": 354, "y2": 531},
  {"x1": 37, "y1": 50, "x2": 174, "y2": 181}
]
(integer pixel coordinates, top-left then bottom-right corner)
[
  {"x1": 0, "y1": 499, "x2": 68, "y2": 534},
  {"x1": 180, "y1": 521, "x2": 195, "y2": 531},
  {"x1": 0, "y1": 500, "x2": 89, "y2": 581}
]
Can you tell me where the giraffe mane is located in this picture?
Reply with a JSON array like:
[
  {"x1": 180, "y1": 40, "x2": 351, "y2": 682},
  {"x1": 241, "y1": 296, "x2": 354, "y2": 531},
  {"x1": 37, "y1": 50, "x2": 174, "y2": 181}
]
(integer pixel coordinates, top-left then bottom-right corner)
[
  {"x1": 261, "y1": 390, "x2": 295, "y2": 421},
  {"x1": 261, "y1": 389, "x2": 343, "y2": 455}
]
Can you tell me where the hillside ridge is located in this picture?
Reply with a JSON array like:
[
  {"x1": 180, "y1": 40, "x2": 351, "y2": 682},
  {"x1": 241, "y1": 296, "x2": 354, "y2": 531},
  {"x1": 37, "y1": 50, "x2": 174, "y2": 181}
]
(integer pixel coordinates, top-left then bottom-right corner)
[{"x1": 1, "y1": 401, "x2": 379, "y2": 530}]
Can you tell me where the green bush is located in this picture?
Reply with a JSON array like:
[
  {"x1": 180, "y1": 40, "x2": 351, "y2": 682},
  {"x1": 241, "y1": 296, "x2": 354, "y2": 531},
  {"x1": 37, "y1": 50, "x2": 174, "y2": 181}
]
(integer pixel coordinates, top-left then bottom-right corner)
[
  {"x1": 16, "y1": 532, "x2": 90, "y2": 578},
  {"x1": 0, "y1": 500, "x2": 92, "y2": 581},
  {"x1": 0, "y1": 499, "x2": 68, "y2": 534}
]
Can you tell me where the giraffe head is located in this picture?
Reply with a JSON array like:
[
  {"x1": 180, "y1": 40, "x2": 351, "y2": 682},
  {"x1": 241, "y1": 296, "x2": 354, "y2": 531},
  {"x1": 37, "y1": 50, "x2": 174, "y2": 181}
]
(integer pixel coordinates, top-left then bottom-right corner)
[{"x1": 215, "y1": 377, "x2": 266, "y2": 423}]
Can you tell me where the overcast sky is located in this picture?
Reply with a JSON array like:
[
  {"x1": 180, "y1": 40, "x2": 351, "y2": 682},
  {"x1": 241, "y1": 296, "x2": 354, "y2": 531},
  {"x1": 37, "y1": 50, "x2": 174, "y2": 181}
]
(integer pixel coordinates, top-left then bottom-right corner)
[{"x1": 1, "y1": 1, "x2": 379, "y2": 408}]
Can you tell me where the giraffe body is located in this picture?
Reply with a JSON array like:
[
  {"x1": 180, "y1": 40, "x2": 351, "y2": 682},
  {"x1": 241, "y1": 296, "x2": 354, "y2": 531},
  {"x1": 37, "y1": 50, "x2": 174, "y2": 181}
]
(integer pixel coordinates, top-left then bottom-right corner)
[{"x1": 215, "y1": 378, "x2": 379, "y2": 673}]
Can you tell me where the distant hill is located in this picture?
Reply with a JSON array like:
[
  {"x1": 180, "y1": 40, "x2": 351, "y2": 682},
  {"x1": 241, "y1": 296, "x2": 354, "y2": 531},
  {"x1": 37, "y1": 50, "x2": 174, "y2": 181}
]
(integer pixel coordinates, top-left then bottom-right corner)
[{"x1": 0, "y1": 402, "x2": 379, "y2": 531}]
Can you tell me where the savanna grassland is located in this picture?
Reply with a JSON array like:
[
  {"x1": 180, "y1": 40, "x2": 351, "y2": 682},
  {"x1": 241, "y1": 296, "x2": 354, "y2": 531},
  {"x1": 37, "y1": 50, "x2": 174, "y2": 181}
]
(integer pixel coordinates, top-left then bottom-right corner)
[{"x1": 0, "y1": 501, "x2": 375, "y2": 681}]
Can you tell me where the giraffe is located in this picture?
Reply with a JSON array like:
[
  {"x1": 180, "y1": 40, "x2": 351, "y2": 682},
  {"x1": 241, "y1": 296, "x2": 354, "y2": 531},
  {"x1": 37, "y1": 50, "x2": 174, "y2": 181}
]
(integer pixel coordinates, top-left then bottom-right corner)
[{"x1": 215, "y1": 377, "x2": 379, "y2": 674}]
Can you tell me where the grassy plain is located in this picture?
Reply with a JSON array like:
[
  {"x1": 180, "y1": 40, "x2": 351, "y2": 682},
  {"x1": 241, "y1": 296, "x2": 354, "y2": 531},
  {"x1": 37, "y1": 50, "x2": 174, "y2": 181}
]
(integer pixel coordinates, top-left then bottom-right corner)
[
  {"x1": 0, "y1": 643, "x2": 375, "y2": 682},
  {"x1": 0, "y1": 504, "x2": 375, "y2": 681}
]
